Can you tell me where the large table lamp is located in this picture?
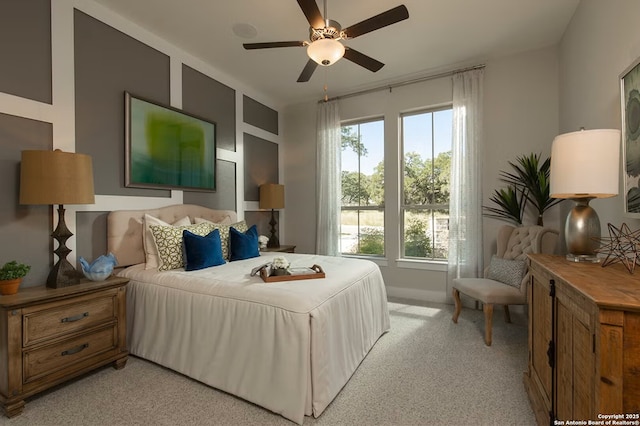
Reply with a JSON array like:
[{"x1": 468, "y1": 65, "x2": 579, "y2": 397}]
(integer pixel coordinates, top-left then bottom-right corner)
[
  {"x1": 259, "y1": 183, "x2": 284, "y2": 248},
  {"x1": 550, "y1": 129, "x2": 620, "y2": 262},
  {"x1": 20, "y1": 149, "x2": 95, "y2": 288}
]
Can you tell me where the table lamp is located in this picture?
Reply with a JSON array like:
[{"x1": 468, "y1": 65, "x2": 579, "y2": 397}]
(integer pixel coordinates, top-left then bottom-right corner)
[
  {"x1": 259, "y1": 183, "x2": 284, "y2": 248},
  {"x1": 550, "y1": 129, "x2": 620, "y2": 262},
  {"x1": 20, "y1": 149, "x2": 95, "y2": 288}
]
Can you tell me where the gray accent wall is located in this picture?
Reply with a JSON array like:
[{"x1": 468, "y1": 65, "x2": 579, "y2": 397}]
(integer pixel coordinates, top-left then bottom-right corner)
[
  {"x1": 1, "y1": 3, "x2": 283, "y2": 287},
  {"x1": 76, "y1": 211, "x2": 108, "y2": 266},
  {"x1": 243, "y1": 95, "x2": 278, "y2": 135},
  {"x1": 183, "y1": 65, "x2": 236, "y2": 151},
  {"x1": 74, "y1": 9, "x2": 171, "y2": 198},
  {"x1": 244, "y1": 211, "x2": 278, "y2": 241},
  {"x1": 243, "y1": 133, "x2": 279, "y2": 201},
  {"x1": 0, "y1": 113, "x2": 53, "y2": 287},
  {"x1": 183, "y1": 159, "x2": 237, "y2": 211},
  {"x1": 0, "y1": 0, "x2": 52, "y2": 104}
]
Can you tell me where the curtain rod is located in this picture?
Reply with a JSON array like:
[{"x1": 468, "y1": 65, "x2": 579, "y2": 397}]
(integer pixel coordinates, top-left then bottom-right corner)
[{"x1": 321, "y1": 63, "x2": 485, "y2": 103}]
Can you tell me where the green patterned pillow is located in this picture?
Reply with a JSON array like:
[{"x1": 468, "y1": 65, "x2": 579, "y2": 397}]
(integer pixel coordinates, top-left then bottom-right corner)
[
  {"x1": 150, "y1": 222, "x2": 214, "y2": 271},
  {"x1": 197, "y1": 220, "x2": 247, "y2": 260}
]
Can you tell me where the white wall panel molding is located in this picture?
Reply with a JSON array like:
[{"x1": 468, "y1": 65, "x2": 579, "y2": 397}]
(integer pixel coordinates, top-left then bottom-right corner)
[
  {"x1": 73, "y1": 192, "x2": 184, "y2": 212},
  {"x1": 0, "y1": 93, "x2": 54, "y2": 123}
]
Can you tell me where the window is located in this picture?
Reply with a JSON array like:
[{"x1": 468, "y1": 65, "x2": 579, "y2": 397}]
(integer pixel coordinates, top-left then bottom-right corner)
[
  {"x1": 401, "y1": 108, "x2": 453, "y2": 260},
  {"x1": 340, "y1": 119, "x2": 384, "y2": 256}
]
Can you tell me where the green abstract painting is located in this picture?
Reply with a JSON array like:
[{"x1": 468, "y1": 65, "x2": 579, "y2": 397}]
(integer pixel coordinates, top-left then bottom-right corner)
[{"x1": 126, "y1": 92, "x2": 216, "y2": 191}]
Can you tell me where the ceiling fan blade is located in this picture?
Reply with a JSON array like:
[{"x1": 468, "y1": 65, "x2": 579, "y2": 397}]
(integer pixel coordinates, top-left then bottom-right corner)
[
  {"x1": 343, "y1": 5, "x2": 409, "y2": 39},
  {"x1": 243, "y1": 41, "x2": 306, "y2": 50},
  {"x1": 343, "y1": 48, "x2": 384, "y2": 72},
  {"x1": 297, "y1": 0, "x2": 325, "y2": 29},
  {"x1": 297, "y1": 59, "x2": 318, "y2": 82}
]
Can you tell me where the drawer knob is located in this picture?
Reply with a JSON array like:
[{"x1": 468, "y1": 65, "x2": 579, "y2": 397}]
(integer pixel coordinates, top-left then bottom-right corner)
[
  {"x1": 61, "y1": 312, "x2": 89, "y2": 323},
  {"x1": 61, "y1": 343, "x2": 89, "y2": 356}
]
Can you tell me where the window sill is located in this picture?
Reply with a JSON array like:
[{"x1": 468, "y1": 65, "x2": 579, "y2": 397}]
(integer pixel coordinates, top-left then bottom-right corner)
[{"x1": 395, "y1": 259, "x2": 448, "y2": 272}]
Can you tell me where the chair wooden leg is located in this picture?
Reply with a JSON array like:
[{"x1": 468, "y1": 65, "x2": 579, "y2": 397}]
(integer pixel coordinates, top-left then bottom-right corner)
[
  {"x1": 483, "y1": 303, "x2": 494, "y2": 346},
  {"x1": 452, "y1": 288, "x2": 462, "y2": 323},
  {"x1": 503, "y1": 305, "x2": 511, "y2": 323}
]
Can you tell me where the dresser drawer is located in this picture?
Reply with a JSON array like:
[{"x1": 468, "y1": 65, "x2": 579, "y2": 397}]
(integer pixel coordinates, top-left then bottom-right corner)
[
  {"x1": 23, "y1": 292, "x2": 117, "y2": 347},
  {"x1": 23, "y1": 325, "x2": 118, "y2": 384}
]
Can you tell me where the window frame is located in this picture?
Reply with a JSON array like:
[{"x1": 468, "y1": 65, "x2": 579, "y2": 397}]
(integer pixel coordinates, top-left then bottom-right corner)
[
  {"x1": 400, "y1": 105, "x2": 453, "y2": 261},
  {"x1": 340, "y1": 117, "x2": 385, "y2": 257}
]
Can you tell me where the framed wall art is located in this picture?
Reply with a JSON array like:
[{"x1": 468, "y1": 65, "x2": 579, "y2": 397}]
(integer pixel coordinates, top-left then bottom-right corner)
[
  {"x1": 621, "y1": 57, "x2": 640, "y2": 216},
  {"x1": 125, "y1": 92, "x2": 216, "y2": 192}
]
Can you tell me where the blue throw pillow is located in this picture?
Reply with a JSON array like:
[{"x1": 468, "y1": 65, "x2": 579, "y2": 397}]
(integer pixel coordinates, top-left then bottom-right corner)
[
  {"x1": 229, "y1": 224, "x2": 260, "y2": 261},
  {"x1": 182, "y1": 229, "x2": 226, "y2": 271}
]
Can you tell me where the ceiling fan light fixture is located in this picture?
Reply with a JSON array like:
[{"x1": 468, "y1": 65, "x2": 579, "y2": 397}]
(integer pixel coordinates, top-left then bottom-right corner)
[{"x1": 307, "y1": 38, "x2": 345, "y2": 66}]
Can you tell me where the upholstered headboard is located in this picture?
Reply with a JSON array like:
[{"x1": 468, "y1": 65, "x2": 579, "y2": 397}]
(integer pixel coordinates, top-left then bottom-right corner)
[{"x1": 107, "y1": 204, "x2": 237, "y2": 267}]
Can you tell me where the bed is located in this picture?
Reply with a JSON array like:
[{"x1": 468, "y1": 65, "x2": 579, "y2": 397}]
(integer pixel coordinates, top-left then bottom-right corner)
[{"x1": 107, "y1": 204, "x2": 390, "y2": 424}]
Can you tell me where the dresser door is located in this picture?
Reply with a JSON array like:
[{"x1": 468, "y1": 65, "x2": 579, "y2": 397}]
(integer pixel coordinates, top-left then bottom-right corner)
[
  {"x1": 529, "y1": 272, "x2": 553, "y2": 412},
  {"x1": 555, "y1": 293, "x2": 595, "y2": 420}
]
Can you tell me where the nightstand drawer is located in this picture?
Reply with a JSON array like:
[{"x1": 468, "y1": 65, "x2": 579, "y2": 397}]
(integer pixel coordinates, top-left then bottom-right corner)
[
  {"x1": 23, "y1": 324, "x2": 118, "y2": 384},
  {"x1": 23, "y1": 291, "x2": 117, "y2": 347}
]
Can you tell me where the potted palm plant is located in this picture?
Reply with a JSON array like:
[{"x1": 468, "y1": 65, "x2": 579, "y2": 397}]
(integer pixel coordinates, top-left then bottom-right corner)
[
  {"x1": 484, "y1": 153, "x2": 561, "y2": 226},
  {"x1": 0, "y1": 261, "x2": 31, "y2": 295}
]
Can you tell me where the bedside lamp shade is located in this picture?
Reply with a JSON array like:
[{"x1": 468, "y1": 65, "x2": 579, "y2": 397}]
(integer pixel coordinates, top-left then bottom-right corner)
[
  {"x1": 259, "y1": 183, "x2": 285, "y2": 210},
  {"x1": 260, "y1": 183, "x2": 284, "y2": 248},
  {"x1": 550, "y1": 129, "x2": 620, "y2": 262},
  {"x1": 20, "y1": 149, "x2": 95, "y2": 288},
  {"x1": 20, "y1": 150, "x2": 95, "y2": 205}
]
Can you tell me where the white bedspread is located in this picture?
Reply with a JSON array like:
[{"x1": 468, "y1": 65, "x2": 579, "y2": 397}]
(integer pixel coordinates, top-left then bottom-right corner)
[{"x1": 119, "y1": 253, "x2": 389, "y2": 424}]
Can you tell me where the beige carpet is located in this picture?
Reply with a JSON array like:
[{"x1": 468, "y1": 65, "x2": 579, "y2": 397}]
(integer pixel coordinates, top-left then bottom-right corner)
[{"x1": 3, "y1": 299, "x2": 535, "y2": 426}]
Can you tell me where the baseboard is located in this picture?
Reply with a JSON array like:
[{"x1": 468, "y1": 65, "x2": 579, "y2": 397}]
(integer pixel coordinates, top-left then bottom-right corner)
[{"x1": 385, "y1": 286, "x2": 448, "y2": 304}]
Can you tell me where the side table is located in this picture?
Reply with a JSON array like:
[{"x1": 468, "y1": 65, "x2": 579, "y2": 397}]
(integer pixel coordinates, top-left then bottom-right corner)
[
  {"x1": 261, "y1": 245, "x2": 296, "y2": 253},
  {"x1": 0, "y1": 277, "x2": 129, "y2": 417}
]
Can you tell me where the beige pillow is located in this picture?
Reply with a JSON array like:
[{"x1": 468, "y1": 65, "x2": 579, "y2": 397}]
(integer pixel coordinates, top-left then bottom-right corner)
[
  {"x1": 195, "y1": 218, "x2": 247, "y2": 260},
  {"x1": 143, "y1": 214, "x2": 191, "y2": 269}
]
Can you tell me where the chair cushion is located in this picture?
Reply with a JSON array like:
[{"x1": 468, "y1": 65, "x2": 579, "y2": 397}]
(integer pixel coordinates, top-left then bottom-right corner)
[
  {"x1": 453, "y1": 278, "x2": 526, "y2": 305},
  {"x1": 487, "y1": 255, "x2": 527, "y2": 289}
]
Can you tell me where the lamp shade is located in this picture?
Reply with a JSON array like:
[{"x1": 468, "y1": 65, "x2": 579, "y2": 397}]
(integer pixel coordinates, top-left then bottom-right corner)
[
  {"x1": 20, "y1": 149, "x2": 95, "y2": 205},
  {"x1": 259, "y1": 183, "x2": 285, "y2": 209},
  {"x1": 550, "y1": 129, "x2": 620, "y2": 199},
  {"x1": 307, "y1": 39, "x2": 345, "y2": 66}
]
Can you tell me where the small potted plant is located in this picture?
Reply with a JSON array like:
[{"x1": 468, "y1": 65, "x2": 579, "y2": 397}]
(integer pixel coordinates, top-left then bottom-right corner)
[
  {"x1": 0, "y1": 261, "x2": 31, "y2": 295},
  {"x1": 271, "y1": 256, "x2": 290, "y2": 276}
]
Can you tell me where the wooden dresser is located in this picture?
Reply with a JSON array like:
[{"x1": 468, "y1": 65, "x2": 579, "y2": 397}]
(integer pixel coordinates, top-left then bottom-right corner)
[
  {"x1": 0, "y1": 277, "x2": 128, "y2": 417},
  {"x1": 525, "y1": 254, "x2": 640, "y2": 425}
]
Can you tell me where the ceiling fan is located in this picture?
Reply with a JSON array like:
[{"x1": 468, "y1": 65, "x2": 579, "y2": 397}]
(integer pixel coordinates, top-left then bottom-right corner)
[{"x1": 243, "y1": 0, "x2": 409, "y2": 82}]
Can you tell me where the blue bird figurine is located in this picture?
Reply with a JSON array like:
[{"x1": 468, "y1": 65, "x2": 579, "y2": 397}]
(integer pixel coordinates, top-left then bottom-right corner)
[{"x1": 79, "y1": 253, "x2": 118, "y2": 281}]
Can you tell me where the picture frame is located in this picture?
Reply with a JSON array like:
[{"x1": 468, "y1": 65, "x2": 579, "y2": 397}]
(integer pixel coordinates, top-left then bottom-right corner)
[
  {"x1": 620, "y1": 57, "x2": 640, "y2": 217},
  {"x1": 125, "y1": 92, "x2": 216, "y2": 192}
]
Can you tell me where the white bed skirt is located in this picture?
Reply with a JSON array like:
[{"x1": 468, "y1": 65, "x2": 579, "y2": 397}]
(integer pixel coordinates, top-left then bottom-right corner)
[{"x1": 120, "y1": 253, "x2": 390, "y2": 424}]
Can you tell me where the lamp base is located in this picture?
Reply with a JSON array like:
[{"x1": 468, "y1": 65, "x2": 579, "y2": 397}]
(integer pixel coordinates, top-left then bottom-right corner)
[
  {"x1": 564, "y1": 197, "x2": 601, "y2": 263},
  {"x1": 266, "y1": 208, "x2": 280, "y2": 248},
  {"x1": 47, "y1": 205, "x2": 82, "y2": 288},
  {"x1": 565, "y1": 253, "x2": 601, "y2": 263}
]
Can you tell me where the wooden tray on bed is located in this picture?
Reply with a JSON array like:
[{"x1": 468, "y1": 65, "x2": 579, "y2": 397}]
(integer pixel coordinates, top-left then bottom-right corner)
[{"x1": 260, "y1": 264, "x2": 325, "y2": 283}]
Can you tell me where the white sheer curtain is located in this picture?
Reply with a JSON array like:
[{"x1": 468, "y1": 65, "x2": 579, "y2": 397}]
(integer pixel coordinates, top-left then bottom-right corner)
[
  {"x1": 316, "y1": 100, "x2": 341, "y2": 256},
  {"x1": 447, "y1": 68, "x2": 484, "y2": 299}
]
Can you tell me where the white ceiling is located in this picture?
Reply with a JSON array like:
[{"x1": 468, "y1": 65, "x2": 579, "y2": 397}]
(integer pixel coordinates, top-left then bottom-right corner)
[{"x1": 91, "y1": 0, "x2": 580, "y2": 107}]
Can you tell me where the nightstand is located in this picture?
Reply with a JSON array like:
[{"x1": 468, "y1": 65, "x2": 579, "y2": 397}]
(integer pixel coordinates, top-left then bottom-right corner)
[
  {"x1": 0, "y1": 277, "x2": 128, "y2": 417},
  {"x1": 261, "y1": 245, "x2": 296, "y2": 253}
]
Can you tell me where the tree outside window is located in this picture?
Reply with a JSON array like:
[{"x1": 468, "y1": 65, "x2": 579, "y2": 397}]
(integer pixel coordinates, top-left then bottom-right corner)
[
  {"x1": 401, "y1": 108, "x2": 452, "y2": 260},
  {"x1": 340, "y1": 120, "x2": 384, "y2": 256}
]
